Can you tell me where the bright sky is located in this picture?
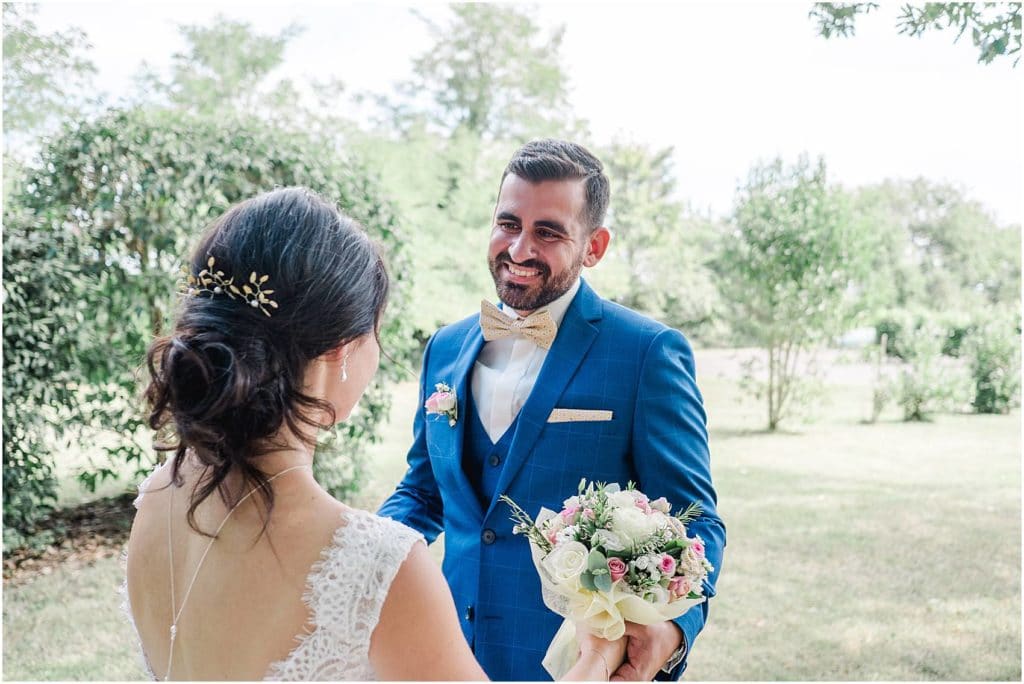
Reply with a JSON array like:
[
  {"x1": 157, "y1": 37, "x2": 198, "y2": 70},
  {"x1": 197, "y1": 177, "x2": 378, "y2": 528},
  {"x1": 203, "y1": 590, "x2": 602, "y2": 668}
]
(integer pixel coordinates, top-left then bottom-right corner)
[{"x1": 31, "y1": 1, "x2": 1024, "y2": 225}]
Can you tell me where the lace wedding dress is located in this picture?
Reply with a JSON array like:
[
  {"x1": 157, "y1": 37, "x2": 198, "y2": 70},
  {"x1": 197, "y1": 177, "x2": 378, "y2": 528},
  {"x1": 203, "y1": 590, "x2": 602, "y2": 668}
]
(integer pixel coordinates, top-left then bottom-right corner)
[{"x1": 122, "y1": 464, "x2": 423, "y2": 681}]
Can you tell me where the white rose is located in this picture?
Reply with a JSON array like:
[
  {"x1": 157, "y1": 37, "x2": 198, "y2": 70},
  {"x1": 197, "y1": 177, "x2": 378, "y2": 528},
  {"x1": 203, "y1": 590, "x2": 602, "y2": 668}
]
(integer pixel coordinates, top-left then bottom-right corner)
[
  {"x1": 646, "y1": 586, "x2": 671, "y2": 604},
  {"x1": 591, "y1": 529, "x2": 627, "y2": 552},
  {"x1": 556, "y1": 524, "x2": 579, "y2": 544},
  {"x1": 649, "y1": 511, "x2": 671, "y2": 530},
  {"x1": 563, "y1": 495, "x2": 581, "y2": 509},
  {"x1": 607, "y1": 490, "x2": 638, "y2": 510},
  {"x1": 650, "y1": 496, "x2": 672, "y2": 514},
  {"x1": 542, "y1": 540, "x2": 589, "y2": 584},
  {"x1": 612, "y1": 506, "x2": 660, "y2": 545}
]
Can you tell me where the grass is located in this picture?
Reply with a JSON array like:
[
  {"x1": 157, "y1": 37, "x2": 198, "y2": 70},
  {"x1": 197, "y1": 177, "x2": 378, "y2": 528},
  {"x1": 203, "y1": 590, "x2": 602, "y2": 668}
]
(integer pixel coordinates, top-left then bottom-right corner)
[
  {"x1": 3, "y1": 348, "x2": 1019, "y2": 680},
  {"x1": 3, "y1": 556, "x2": 143, "y2": 680}
]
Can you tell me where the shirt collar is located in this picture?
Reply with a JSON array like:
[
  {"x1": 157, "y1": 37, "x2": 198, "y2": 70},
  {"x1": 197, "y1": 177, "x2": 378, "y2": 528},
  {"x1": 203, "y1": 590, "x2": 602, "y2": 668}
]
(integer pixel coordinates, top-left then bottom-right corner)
[{"x1": 499, "y1": 278, "x2": 581, "y2": 327}]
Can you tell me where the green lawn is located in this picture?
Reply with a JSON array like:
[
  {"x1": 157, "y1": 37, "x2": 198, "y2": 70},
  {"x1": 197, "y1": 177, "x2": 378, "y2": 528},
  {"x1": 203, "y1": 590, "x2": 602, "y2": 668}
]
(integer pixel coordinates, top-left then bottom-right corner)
[{"x1": 3, "y1": 348, "x2": 1019, "y2": 680}]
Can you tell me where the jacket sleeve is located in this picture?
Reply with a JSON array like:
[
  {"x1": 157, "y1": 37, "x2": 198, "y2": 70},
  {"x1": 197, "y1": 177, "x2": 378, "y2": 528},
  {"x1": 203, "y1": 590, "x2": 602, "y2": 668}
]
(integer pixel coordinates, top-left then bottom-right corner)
[
  {"x1": 631, "y1": 328, "x2": 726, "y2": 679},
  {"x1": 377, "y1": 335, "x2": 445, "y2": 544}
]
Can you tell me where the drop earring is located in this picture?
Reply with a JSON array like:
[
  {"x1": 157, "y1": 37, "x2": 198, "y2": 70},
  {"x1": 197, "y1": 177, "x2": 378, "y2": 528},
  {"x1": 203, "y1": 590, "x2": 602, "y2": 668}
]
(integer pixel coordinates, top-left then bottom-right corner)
[{"x1": 341, "y1": 352, "x2": 349, "y2": 382}]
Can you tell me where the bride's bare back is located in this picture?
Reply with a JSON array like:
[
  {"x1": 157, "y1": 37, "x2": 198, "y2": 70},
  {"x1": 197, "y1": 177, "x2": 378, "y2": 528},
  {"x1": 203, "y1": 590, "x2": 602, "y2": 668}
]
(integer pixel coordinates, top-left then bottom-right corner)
[
  {"x1": 126, "y1": 461, "x2": 348, "y2": 680},
  {"x1": 124, "y1": 460, "x2": 495, "y2": 681}
]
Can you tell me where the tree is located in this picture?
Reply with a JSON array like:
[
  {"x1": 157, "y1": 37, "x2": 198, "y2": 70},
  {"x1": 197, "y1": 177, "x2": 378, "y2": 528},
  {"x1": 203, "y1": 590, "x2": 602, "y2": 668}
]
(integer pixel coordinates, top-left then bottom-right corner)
[
  {"x1": 396, "y1": 4, "x2": 580, "y2": 139},
  {"x1": 2, "y1": 3, "x2": 97, "y2": 144},
  {"x1": 134, "y1": 16, "x2": 304, "y2": 117},
  {"x1": 810, "y1": 2, "x2": 1022, "y2": 66},
  {"x1": 592, "y1": 140, "x2": 722, "y2": 339},
  {"x1": 347, "y1": 124, "x2": 503, "y2": 336},
  {"x1": 852, "y1": 179, "x2": 1021, "y2": 314},
  {"x1": 714, "y1": 155, "x2": 870, "y2": 431},
  {"x1": 3, "y1": 107, "x2": 415, "y2": 545}
]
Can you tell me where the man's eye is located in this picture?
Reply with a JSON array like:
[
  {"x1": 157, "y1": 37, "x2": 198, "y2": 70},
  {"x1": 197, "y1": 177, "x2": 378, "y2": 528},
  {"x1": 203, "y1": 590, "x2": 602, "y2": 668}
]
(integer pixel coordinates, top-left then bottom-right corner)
[
  {"x1": 498, "y1": 222, "x2": 519, "y2": 232},
  {"x1": 538, "y1": 230, "x2": 560, "y2": 240}
]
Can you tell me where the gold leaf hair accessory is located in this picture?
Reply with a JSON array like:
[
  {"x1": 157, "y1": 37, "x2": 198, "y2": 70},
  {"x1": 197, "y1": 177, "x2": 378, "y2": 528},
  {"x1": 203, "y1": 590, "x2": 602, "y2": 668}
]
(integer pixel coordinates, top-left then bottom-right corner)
[{"x1": 179, "y1": 256, "x2": 279, "y2": 317}]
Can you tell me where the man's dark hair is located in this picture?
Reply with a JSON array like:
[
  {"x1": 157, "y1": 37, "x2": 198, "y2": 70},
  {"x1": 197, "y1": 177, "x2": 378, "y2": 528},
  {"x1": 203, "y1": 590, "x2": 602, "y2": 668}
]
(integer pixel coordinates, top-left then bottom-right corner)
[{"x1": 501, "y1": 139, "x2": 610, "y2": 230}]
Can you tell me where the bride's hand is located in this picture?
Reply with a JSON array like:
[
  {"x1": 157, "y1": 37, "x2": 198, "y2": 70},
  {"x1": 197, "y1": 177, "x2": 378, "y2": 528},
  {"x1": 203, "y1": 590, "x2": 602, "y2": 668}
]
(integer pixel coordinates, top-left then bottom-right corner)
[{"x1": 578, "y1": 631, "x2": 627, "y2": 679}]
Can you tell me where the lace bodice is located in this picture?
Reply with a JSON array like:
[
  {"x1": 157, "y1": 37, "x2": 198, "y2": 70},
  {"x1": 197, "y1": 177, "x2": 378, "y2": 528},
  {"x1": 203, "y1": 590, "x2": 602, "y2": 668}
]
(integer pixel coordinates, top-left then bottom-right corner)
[{"x1": 122, "y1": 464, "x2": 423, "y2": 681}]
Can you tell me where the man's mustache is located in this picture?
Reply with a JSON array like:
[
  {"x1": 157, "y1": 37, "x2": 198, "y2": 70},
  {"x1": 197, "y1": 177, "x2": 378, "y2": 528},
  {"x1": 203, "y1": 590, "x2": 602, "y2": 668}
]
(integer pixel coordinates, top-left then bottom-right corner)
[{"x1": 495, "y1": 253, "x2": 549, "y2": 276}]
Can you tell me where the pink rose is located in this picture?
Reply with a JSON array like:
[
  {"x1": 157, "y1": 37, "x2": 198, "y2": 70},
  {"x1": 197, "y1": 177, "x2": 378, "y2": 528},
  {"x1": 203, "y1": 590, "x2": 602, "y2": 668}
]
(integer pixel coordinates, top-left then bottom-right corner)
[
  {"x1": 607, "y1": 557, "x2": 627, "y2": 583},
  {"x1": 582, "y1": 508, "x2": 596, "y2": 521},
  {"x1": 634, "y1": 499, "x2": 653, "y2": 514},
  {"x1": 690, "y1": 539, "x2": 705, "y2": 557},
  {"x1": 561, "y1": 504, "x2": 580, "y2": 521},
  {"x1": 659, "y1": 554, "x2": 677, "y2": 576},
  {"x1": 668, "y1": 576, "x2": 691, "y2": 598},
  {"x1": 424, "y1": 391, "x2": 455, "y2": 414},
  {"x1": 650, "y1": 496, "x2": 671, "y2": 513}
]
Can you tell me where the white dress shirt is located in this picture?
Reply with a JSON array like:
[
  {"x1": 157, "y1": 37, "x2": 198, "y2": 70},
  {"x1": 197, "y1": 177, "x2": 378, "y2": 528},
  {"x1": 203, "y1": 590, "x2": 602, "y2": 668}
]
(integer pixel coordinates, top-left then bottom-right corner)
[{"x1": 471, "y1": 279, "x2": 581, "y2": 443}]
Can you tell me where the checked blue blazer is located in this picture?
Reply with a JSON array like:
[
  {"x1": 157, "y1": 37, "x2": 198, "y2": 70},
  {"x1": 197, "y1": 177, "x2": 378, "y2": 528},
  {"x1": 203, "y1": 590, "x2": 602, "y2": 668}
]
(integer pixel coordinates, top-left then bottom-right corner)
[{"x1": 379, "y1": 279, "x2": 725, "y2": 681}]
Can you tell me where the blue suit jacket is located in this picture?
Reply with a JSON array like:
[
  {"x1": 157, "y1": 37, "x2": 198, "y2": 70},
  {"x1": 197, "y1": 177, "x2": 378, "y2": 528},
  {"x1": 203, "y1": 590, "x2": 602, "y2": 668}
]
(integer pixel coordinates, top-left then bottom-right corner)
[{"x1": 379, "y1": 280, "x2": 725, "y2": 681}]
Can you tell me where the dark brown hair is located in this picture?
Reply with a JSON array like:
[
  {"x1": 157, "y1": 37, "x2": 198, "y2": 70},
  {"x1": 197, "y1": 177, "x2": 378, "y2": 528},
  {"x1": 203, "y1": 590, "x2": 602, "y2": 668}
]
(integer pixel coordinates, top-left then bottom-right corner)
[
  {"x1": 501, "y1": 138, "x2": 611, "y2": 230},
  {"x1": 145, "y1": 187, "x2": 388, "y2": 535}
]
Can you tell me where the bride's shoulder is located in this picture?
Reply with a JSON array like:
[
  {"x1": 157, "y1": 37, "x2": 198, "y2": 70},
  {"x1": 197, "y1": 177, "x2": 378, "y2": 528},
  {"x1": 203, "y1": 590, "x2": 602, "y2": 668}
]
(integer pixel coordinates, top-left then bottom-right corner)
[{"x1": 320, "y1": 507, "x2": 423, "y2": 558}]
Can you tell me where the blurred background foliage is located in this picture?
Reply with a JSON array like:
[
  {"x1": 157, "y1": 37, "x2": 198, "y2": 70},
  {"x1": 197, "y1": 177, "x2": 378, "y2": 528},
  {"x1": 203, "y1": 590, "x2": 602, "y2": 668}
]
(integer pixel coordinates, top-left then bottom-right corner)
[{"x1": 2, "y1": 2, "x2": 1020, "y2": 548}]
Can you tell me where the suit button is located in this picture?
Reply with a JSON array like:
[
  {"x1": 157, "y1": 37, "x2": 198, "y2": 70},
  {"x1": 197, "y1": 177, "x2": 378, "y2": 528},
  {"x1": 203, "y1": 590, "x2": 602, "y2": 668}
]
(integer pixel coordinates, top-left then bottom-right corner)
[
  {"x1": 465, "y1": 605, "x2": 474, "y2": 621},
  {"x1": 481, "y1": 529, "x2": 496, "y2": 544},
  {"x1": 489, "y1": 454, "x2": 501, "y2": 467}
]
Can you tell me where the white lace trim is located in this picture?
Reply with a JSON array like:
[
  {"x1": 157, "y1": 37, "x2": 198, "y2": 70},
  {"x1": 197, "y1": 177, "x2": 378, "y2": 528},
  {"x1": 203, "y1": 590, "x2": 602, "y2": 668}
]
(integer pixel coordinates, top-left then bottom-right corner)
[
  {"x1": 263, "y1": 509, "x2": 422, "y2": 681},
  {"x1": 122, "y1": 463, "x2": 422, "y2": 681}
]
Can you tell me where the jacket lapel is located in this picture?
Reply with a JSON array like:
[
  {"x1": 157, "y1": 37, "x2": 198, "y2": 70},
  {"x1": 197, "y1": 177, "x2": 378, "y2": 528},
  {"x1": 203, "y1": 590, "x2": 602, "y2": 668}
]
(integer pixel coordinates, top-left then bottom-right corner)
[
  {"x1": 485, "y1": 280, "x2": 604, "y2": 518},
  {"x1": 430, "y1": 322, "x2": 485, "y2": 519}
]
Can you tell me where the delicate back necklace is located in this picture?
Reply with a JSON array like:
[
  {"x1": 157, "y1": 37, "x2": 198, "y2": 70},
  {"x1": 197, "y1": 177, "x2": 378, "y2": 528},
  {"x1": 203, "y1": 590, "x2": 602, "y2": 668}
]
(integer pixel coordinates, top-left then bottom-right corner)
[{"x1": 163, "y1": 464, "x2": 312, "y2": 681}]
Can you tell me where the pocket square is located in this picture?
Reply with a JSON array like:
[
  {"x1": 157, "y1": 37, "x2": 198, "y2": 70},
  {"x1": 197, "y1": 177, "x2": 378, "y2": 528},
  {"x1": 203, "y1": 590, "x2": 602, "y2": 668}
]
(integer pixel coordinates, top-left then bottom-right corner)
[{"x1": 547, "y1": 408, "x2": 614, "y2": 423}]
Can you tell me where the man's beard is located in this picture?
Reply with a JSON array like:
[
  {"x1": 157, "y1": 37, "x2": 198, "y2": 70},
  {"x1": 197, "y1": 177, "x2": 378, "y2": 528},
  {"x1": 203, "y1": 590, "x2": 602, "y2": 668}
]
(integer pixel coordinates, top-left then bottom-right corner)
[{"x1": 488, "y1": 250, "x2": 584, "y2": 312}]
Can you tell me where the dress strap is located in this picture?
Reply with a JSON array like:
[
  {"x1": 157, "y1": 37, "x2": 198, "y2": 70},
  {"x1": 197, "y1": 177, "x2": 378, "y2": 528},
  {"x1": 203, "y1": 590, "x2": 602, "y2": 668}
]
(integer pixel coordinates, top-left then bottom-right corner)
[{"x1": 163, "y1": 463, "x2": 311, "y2": 681}]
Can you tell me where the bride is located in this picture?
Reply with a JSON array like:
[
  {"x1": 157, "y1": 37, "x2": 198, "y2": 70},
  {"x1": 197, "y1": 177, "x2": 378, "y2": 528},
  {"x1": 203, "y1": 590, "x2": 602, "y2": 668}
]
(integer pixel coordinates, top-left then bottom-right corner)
[{"x1": 123, "y1": 187, "x2": 625, "y2": 681}]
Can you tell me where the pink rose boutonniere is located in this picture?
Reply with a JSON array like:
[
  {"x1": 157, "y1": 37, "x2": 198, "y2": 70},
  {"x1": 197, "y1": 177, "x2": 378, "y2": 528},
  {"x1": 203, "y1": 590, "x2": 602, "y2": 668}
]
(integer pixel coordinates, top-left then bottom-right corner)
[{"x1": 425, "y1": 382, "x2": 458, "y2": 427}]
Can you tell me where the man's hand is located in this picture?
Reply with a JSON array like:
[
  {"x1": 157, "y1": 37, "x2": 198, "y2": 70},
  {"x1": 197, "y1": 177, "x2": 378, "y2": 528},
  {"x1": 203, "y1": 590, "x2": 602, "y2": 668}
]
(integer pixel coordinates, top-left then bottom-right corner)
[{"x1": 609, "y1": 621, "x2": 683, "y2": 681}]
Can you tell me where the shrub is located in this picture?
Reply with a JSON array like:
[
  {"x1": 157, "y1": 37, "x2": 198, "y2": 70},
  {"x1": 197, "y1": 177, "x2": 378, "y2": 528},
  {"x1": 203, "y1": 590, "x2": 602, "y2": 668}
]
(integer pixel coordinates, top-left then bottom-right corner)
[
  {"x1": 3, "y1": 107, "x2": 414, "y2": 544},
  {"x1": 964, "y1": 313, "x2": 1021, "y2": 414},
  {"x1": 890, "y1": 323, "x2": 972, "y2": 421}
]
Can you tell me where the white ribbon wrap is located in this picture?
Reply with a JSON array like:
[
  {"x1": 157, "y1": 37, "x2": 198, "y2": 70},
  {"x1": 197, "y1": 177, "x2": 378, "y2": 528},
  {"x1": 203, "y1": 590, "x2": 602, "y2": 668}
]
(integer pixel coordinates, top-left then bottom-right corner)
[{"x1": 528, "y1": 508, "x2": 706, "y2": 679}]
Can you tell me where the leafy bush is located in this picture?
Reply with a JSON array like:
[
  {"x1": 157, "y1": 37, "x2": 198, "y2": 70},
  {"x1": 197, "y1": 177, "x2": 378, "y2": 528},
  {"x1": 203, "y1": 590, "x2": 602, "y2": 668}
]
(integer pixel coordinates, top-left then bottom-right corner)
[
  {"x1": 935, "y1": 309, "x2": 977, "y2": 358},
  {"x1": 2, "y1": 199, "x2": 89, "y2": 550},
  {"x1": 3, "y1": 107, "x2": 414, "y2": 544},
  {"x1": 964, "y1": 312, "x2": 1021, "y2": 414},
  {"x1": 890, "y1": 323, "x2": 972, "y2": 421},
  {"x1": 875, "y1": 308, "x2": 976, "y2": 359}
]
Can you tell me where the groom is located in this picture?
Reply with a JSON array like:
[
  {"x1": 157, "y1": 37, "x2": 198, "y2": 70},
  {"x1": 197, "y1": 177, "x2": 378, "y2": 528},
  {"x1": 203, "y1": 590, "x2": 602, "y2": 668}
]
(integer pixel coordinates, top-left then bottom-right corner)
[{"x1": 380, "y1": 139, "x2": 724, "y2": 681}]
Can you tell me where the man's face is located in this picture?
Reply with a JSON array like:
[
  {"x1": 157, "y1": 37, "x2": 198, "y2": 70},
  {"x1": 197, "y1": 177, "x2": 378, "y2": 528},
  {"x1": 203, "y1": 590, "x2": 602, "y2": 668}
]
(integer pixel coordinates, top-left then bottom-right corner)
[{"x1": 488, "y1": 174, "x2": 601, "y2": 315}]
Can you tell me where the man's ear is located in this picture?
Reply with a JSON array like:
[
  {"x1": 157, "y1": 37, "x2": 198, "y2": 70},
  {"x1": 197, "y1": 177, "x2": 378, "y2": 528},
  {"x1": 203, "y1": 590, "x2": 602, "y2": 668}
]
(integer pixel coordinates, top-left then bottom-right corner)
[{"x1": 583, "y1": 226, "x2": 612, "y2": 268}]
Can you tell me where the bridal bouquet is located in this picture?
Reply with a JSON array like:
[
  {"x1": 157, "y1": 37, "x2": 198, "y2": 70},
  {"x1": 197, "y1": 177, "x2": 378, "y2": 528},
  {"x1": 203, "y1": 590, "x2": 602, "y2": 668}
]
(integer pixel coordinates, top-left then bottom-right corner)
[{"x1": 501, "y1": 480, "x2": 713, "y2": 678}]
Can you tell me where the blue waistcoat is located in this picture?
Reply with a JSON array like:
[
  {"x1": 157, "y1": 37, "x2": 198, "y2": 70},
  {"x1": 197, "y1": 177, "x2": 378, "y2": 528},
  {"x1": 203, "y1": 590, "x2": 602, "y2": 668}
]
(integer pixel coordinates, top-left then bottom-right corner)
[{"x1": 462, "y1": 396, "x2": 519, "y2": 514}]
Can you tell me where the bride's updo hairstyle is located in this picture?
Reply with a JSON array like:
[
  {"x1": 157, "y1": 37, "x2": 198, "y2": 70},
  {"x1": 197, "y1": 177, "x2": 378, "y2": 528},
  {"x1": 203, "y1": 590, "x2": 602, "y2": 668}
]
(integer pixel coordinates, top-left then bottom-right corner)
[{"x1": 145, "y1": 187, "x2": 389, "y2": 535}]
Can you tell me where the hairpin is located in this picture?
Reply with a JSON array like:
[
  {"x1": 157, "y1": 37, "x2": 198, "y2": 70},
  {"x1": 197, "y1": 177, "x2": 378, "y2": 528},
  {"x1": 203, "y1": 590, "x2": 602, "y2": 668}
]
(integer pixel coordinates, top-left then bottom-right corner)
[{"x1": 179, "y1": 256, "x2": 278, "y2": 317}]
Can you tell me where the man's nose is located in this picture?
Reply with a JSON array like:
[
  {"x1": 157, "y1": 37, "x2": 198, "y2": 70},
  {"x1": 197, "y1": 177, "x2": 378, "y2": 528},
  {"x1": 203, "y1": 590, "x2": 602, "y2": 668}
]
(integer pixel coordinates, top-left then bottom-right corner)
[{"x1": 507, "y1": 232, "x2": 536, "y2": 262}]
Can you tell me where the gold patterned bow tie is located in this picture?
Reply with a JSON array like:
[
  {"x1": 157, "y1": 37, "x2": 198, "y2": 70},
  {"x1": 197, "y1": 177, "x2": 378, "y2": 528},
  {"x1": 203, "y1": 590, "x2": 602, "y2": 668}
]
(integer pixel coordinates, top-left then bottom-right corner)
[{"x1": 480, "y1": 299, "x2": 557, "y2": 350}]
